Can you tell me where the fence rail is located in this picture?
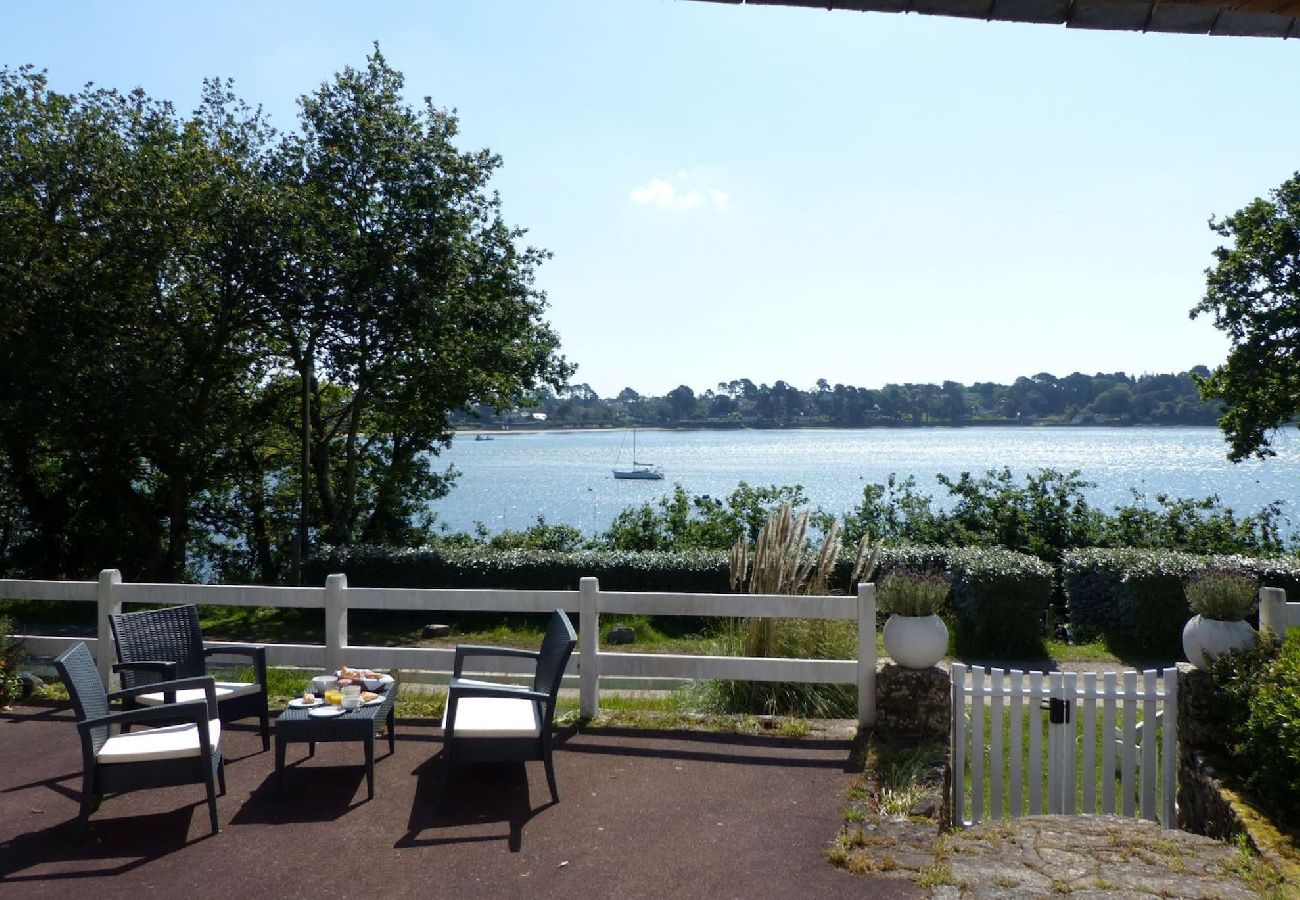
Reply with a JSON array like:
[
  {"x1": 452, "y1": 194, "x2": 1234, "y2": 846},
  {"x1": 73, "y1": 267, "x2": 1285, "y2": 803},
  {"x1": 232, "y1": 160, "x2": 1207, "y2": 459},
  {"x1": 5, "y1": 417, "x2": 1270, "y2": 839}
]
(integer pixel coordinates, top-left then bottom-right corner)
[{"x1": 7, "y1": 570, "x2": 879, "y2": 726}]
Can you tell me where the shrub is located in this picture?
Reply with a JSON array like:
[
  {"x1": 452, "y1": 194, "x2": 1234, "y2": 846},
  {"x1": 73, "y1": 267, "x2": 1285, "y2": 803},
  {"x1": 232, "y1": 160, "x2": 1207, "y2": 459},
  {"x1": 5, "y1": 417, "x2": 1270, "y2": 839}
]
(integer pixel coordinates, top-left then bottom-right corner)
[
  {"x1": 1185, "y1": 570, "x2": 1258, "y2": 621},
  {"x1": 943, "y1": 547, "x2": 1053, "y2": 655},
  {"x1": 0, "y1": 616, "x2": 23, "y2": 706},
  {"x1": 1208, "y1": 630, "x2": 1300, "y2": 830},
  {"x1": 876, "y1": 569, "x2": 950, "y2": 617},
  {"x1": 1238, "y1": 630, "x2": 1300, "y2": 828}
]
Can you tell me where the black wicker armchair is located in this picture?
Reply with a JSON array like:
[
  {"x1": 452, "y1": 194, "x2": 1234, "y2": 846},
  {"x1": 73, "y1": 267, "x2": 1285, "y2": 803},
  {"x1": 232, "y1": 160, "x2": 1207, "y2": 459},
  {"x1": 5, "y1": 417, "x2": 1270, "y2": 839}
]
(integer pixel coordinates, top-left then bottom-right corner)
[
  {"x1": 109, "y1": 603, "x2": 270, "y2": 751},
  {"x1": 54, "y1": 642, "x2": 226, "y2": 838},
  {"x1": 441, "y1": 609, "x2": 577, "y2": 803}
]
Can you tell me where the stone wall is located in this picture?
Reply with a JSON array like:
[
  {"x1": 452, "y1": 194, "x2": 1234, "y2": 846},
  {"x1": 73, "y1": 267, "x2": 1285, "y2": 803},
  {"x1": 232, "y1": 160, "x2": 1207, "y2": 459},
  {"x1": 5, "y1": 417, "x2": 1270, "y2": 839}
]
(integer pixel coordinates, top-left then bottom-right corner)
[
  {"x1": 1177, "y1": 750, "x2": 1248, "y2": 840},
  {"x1": 874, "y1": 663, "x2": 950, "y2": 740},
  {"x1": 1176, "y1": 664, "x2": 1237, "y2": 837},
  {"x1": 1177, "y1": 665, "x2": 1232, "y2": 840},
  {"x1": 866, "y1": 662, "x2": 953, "y2": 831}
]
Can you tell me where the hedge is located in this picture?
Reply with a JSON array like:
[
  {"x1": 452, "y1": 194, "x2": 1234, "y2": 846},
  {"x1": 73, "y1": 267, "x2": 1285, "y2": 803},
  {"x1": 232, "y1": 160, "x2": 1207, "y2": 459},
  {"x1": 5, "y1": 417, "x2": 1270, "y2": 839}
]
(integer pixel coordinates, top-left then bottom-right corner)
[
  {"x1": 309, "y1": 542, "x2": 1053, "y2": 654},
  {"x1": 1062, "y1": 549, "x2": 1300, "y2": 656},
  {"x1": 306, "y1": 546, "x2": 732, "y2": 593},
  {"x1": 870, "y1": 545, "x2": 1054, "y2": 655}
]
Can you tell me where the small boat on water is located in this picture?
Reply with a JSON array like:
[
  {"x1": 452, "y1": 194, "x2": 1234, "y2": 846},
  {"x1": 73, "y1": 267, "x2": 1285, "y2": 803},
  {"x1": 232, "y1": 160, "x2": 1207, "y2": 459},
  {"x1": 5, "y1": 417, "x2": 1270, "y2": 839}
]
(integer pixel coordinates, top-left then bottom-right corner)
[
  {"x1": 474, "y1": 434, "x2": 494, "y2": 441},
  {"x1": 613, "y1": 428, "x2": 663, "y2": 480}
]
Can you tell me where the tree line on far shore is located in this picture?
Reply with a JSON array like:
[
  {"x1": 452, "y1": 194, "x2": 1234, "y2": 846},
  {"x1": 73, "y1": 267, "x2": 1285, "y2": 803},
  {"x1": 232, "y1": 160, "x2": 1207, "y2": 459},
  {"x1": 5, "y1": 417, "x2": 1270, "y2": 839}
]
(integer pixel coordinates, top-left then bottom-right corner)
[{"x1": 459, "y1": 368, "x2": 1223, "y2": 430}]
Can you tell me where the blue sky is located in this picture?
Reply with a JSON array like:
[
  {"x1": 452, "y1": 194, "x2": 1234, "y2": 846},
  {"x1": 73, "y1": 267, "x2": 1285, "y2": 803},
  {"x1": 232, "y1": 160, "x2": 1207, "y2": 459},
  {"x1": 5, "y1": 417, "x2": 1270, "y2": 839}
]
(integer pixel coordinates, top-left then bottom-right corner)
[{"x1": 4, "y1": 1, "x2": 1298, "y2": 398}]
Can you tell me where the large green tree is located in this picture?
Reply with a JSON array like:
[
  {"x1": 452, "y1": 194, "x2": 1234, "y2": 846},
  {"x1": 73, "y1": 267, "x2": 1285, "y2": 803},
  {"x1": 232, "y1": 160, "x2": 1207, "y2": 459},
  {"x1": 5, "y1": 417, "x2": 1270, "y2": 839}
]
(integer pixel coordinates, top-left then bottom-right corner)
[
  {"x1": 0, "y1": 67, "x2": 277, "y2": 580},
  {"x1": 277, "y1": 49, "x2": 572, "y2": 550},
  {"x1": 1192, "y1": 173, "x2": 1300, "y2": 460},
  {"x1": 0, "y1": 52, "x2": 573, "y2": 581}
]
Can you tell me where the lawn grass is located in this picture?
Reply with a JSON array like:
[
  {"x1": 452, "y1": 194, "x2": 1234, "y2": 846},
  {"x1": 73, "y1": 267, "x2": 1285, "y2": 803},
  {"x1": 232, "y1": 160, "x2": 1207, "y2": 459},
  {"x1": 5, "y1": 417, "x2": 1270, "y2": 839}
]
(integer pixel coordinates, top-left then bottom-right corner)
[
  {"x1": 957, "y1": 702, "x2": 1169, "y2": 823},
  {"x1": 3, "y1": 598, "x2": 1162, "y2": 667}
]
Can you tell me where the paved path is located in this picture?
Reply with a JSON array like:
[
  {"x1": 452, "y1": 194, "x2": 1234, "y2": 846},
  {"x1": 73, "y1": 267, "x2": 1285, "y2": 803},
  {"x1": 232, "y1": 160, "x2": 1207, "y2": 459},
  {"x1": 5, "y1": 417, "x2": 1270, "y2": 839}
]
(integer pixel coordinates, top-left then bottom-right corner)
[
  {"x1": 0, "y1": 699, "x2": 918, "y2": 900},
  {"x1": 4, "y1": 697, "x2": 1284, "y2": 898}
]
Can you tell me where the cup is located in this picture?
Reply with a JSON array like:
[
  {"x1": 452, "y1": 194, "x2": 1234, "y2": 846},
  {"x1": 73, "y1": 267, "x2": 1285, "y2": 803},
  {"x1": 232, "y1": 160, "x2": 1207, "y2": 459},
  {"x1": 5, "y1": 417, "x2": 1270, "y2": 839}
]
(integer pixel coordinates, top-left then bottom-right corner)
[
  {"x1": 323, "y1": 679, "x2": 343, "y2": 706},
  {"x1": 342, "y1": 683, "x2": 361, "y2": 710}
]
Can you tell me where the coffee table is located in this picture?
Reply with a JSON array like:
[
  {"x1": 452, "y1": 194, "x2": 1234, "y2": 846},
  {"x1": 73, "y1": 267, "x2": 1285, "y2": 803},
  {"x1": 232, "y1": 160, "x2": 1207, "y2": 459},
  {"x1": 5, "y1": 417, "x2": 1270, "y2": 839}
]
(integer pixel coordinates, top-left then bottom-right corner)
[{"x1": 274, "y1": 681, "x2": 397, "y2": 800}]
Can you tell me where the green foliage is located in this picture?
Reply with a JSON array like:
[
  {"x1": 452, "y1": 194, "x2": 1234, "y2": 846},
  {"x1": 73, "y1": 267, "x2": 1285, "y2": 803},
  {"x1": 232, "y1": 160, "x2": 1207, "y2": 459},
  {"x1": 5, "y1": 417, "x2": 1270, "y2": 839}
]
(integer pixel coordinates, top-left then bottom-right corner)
[
  {"x1": 843, "y1": 469, "x2": 1286, "y2": 564},
  {"x1": 277, "y1": 48, "x2": 572, "y2": 552},
  {"x1": 473, "y1": 517, "x2": 589, "y2": 552},
  {"x1": 601, "y1": 482, "x2": 814, "y2": 552},
  {"x1": 688, "y1": 619, "x2": 858, "y2": 718},
  {"x1": 876, "y1": 569, "x2": 950, "y2": 617},
  {"x1": 0, "y1": 51, "x2": 571, "y2": 582},
  {"x1": 1191, "y1": 172, "x2": 1300, "y2": 462},
  {"x1": 1100, "y1": 492, "x2": 1286, "y2": 556},
  {"x1": 0, "y1": 66, "x2": 282, "y2": 580},
  {"x1": 1185, "y1": 570, "x2": 1258, "y2": 621},
  {"x1": 1208, "y1": 631, "x2": 1300, "y2": 830},
  {"x1": 0, "y1": 616, "x2": 24, "y2": 706}
]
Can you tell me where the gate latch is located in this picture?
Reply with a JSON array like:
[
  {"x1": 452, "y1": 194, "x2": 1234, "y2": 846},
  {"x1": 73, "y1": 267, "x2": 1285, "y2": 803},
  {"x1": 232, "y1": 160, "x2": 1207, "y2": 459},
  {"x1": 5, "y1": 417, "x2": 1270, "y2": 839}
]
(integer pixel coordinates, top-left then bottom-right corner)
[{"x1": 1049, "y1": 697, "x2": 1071, "y2": 725}]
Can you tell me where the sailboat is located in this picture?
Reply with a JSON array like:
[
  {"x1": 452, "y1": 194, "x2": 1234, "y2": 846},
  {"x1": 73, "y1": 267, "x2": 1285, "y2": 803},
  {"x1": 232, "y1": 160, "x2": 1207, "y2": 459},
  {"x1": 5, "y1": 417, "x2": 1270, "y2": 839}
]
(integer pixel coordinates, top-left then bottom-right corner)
[{"x1": 613, "y1": 428, "x2": 664, "y2": 480}]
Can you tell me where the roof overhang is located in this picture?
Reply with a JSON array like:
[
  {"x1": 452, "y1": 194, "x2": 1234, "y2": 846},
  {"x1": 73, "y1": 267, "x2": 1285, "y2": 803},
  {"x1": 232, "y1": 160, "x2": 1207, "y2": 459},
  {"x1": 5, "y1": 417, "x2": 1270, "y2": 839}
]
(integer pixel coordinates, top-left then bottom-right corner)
[{"x1": 692, "y1": 0, "x2": 1299, "y2": 39}]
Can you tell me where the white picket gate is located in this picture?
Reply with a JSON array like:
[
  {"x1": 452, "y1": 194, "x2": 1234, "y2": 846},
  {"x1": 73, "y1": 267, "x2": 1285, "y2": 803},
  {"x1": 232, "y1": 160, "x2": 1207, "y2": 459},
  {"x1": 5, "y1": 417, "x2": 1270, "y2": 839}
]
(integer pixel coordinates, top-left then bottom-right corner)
[{"x1": 952, "y1": 664, "x2": 1178, "y2": 828}]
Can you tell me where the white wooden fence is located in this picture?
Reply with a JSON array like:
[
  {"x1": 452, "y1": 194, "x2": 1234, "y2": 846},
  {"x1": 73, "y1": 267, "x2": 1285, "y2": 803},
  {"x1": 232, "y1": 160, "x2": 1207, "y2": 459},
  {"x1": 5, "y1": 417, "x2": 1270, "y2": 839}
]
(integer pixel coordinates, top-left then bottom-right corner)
[
  {"x1": 1260, "y1": 586, "x2": 1300, "y2": 637},
  {"x1": 4, "y1": 570, "x2": 880, "y2": 726},
  {"x1": 952, "y1": 663, "x2": 1178, "y2": 829}
]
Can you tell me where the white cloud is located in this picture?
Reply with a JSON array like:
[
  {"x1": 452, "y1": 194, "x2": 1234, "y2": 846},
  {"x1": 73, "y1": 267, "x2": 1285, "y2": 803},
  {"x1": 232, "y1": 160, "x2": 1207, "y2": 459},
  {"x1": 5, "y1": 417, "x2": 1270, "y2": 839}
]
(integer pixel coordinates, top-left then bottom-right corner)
[{"x1": 629, "y1": 169, "x2": 730, "y2": 211}]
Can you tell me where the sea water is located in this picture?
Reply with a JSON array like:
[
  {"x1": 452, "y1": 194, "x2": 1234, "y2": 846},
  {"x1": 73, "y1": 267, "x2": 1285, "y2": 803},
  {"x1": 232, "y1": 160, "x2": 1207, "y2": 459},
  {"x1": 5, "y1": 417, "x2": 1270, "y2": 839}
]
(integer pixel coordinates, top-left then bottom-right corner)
[{"x1": 429, "y1": 426, "x2": 1300, "y2": 539}]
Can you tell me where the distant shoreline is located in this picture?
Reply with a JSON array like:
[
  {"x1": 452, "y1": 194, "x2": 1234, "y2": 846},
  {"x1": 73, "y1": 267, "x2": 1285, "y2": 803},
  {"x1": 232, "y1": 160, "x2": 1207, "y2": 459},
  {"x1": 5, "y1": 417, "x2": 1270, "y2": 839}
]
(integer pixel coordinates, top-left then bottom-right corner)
[{"x1": 452, "y1": 421, "x2": 1220, "y2": 436}]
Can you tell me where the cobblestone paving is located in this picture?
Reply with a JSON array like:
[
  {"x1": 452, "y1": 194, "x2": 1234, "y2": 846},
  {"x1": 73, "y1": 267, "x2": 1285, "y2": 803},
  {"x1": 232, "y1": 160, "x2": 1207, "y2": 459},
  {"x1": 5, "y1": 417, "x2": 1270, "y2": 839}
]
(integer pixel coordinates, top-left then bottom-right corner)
[
  {"x1": 848, "y1": 813, "x2": 1277, "y2": 898},
  {"x1": 933, "y1": 815, "x2": 1265, "y2": 898}
]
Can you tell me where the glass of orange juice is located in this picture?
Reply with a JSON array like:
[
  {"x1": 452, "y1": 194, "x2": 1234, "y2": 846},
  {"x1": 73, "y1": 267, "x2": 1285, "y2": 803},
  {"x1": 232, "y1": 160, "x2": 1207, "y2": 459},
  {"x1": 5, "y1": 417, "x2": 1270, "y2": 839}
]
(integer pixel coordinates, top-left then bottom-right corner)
[{"x1": 322, "y1": 677, "x2": 343, "y2": 705}]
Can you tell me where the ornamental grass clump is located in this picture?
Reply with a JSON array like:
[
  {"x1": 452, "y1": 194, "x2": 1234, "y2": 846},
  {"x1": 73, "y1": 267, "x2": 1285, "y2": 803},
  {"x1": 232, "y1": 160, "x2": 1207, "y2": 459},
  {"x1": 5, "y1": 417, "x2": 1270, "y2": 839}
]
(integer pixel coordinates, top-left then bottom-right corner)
[
  {"x1": 695, "y1": 504, "x2": 876, "y2": 717},
  {"x1": 1185, "y1": 570, "x2": 1257, "y2": 621},
  {"x1": 876, "y1": 568, "x2": 951, "y2": 617}
]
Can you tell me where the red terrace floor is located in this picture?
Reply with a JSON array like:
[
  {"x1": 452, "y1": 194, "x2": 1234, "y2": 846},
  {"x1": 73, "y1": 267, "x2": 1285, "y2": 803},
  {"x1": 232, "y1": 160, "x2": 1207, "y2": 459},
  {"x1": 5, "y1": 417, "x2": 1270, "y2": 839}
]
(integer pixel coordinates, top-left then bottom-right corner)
[{"x1": 0, "y1": 699, "x2": 920, "y2": 900}]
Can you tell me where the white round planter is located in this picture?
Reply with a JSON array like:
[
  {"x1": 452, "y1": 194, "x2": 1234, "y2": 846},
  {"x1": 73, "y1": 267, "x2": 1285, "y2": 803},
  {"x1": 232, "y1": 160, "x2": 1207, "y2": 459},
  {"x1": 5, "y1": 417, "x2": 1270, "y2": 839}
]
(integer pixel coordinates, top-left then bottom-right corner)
[
  {"x1": 883, "y1": 613, "x2": 949, "y2": 669},
  {"x1": 1181, "y1": 615, "x2": 1255, "y2": 669}
]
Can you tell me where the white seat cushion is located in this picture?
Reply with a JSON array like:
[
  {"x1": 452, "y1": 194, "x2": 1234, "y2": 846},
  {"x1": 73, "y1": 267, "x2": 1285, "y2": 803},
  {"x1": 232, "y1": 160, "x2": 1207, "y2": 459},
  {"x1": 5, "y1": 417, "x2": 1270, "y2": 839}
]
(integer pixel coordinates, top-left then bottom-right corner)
[
  {"x1": 444, "y1": 696, "x2": 541, "y2": 738},
  {"x1": 97, "y1": 719, "x2": 222, "y2": 764},
  {"x1": 135, "y1": 681, "x2": 259, "y2": 706},
  {"x1": 454, "y1": 678, "x2": 529, "y2": 691}
]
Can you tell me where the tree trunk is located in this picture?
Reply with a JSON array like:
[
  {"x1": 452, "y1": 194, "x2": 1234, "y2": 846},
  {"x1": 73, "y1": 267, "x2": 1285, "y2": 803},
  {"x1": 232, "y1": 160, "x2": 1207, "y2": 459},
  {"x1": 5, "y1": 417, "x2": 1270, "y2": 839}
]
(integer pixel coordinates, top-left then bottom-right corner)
[{"x1": 162, "y1": 469, "x2": 190, "y2": 583}]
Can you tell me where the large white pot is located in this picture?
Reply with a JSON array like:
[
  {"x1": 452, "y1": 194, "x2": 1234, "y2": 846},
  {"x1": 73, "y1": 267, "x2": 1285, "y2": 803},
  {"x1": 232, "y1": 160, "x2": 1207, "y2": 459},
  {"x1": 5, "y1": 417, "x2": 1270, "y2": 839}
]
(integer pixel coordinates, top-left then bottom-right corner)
[
  {"x1": 1181, "y1": 615, "x2": 1255, "y2": 669},
  {"x1": 883, "y1": 613, "x2": 949, "y2": 669}
]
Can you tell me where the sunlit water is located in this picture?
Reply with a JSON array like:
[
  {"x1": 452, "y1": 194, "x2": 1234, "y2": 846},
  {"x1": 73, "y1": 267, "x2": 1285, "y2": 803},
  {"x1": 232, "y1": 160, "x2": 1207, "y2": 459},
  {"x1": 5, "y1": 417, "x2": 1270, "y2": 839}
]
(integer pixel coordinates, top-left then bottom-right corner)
[{"x1": 428, "y1": 427, "x2": 1300, "y2": 539}]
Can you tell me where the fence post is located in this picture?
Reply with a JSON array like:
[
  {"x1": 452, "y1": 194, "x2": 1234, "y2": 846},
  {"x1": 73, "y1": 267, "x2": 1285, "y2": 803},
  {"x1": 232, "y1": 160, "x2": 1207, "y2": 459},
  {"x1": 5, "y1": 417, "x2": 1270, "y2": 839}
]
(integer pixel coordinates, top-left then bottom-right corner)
[
  {"x1": 857, "y1": 581, "x2": 877, "y2": 727},
  {"x1": 96, "y1": 568, "x2": 123, "y2": 688},
  {"x1": 1259, "y1": 586, "x2": 1286, "y2": 637},
  {"x1": 325, "y1": 573, "x2": 348, "y2": 674},
  {"x1": 579, "y1": 576, "x2": 600, "y2": 719}
]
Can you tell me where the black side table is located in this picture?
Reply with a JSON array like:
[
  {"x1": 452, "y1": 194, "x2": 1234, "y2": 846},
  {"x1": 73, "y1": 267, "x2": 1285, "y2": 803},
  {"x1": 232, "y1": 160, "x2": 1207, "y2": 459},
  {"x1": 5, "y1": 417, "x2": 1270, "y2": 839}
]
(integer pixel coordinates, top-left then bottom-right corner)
[{"x1": 274, "y1": 682, "x2": 398, "y2": 800}]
